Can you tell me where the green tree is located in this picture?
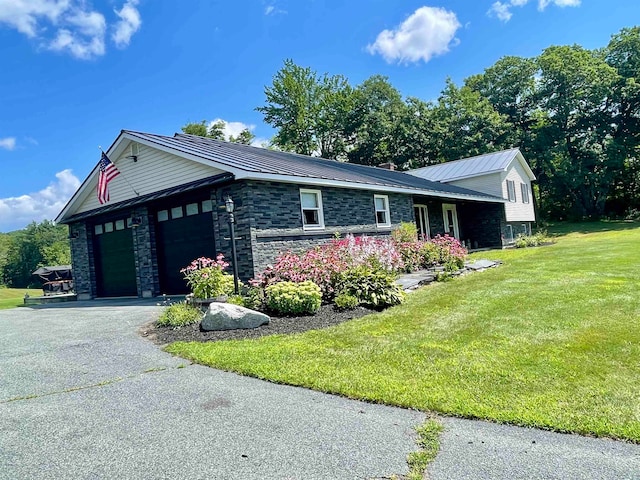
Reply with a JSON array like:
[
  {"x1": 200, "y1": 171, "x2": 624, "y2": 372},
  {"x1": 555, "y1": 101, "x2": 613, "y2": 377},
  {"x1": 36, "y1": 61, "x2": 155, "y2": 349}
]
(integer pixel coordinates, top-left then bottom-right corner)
[
  {"x1": 536, "y1": 44, "x2": 620, "y2": 218},
  {"x1": 429, "y1": 79, "x2": 510, "y2": 164},
  {"x1": 228, "y1": 128, "x2": 256, "y2": 145},
  {"x1": 1, "y1": 221, "x2": 70, "y2": 288},
  {"x1": 257, "y1": 59, "x2": 352, "y2": 158},
  {"x1": 344, "y1": 75, "x2": 406, "y2": 166}
]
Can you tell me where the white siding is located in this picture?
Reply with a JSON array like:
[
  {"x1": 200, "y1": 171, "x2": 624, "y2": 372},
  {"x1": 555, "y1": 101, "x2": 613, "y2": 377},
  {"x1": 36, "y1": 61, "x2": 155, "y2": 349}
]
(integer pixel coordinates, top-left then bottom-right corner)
[
  {"x1": 449, "y1": 173, "x2": 503, "y2": 198},
  {"x1": 501, "y1": 162, "x2": 535, "y2": 221},
  {"x1": 75, "y1": 141, "x2": 225, "y2": 214}
]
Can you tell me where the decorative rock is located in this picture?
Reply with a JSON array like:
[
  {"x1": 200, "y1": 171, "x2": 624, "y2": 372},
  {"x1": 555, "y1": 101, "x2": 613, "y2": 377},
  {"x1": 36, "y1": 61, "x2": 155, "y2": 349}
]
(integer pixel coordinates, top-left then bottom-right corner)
[{"x1": 201, "y1": 302, "x2": 270, "y2": 331}]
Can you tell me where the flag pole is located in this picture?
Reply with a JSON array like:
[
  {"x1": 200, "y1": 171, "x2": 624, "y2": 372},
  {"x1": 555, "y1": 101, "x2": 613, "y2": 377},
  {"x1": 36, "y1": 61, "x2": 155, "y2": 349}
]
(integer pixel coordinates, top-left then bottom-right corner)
[{"x1": 99, "y1": 146, "x2": 140, "y2": 196}]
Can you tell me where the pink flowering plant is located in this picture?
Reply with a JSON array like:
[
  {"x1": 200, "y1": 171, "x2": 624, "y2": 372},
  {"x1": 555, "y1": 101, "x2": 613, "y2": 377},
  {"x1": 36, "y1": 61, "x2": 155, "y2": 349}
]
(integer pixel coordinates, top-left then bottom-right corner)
[{"x1": 181, "y1": 254, "x2": 237, "y2": 299}]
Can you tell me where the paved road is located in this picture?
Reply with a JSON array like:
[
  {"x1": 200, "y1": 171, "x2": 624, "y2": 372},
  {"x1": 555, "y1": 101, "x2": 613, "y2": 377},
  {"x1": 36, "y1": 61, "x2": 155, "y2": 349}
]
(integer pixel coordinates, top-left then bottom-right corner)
[
  {"x1": 429, "y1": 416, "x2": 640, "y2": 480},
  {"x1": 0, "y1": 300, "x2": 424, "y2": 480}
]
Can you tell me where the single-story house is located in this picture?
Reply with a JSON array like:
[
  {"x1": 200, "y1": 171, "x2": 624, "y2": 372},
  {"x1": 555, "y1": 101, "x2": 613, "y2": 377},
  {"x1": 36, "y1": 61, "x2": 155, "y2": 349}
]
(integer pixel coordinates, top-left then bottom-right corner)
[
  {"x1": 56, "y1": 130, "x2": 509, "y2": 299},
  {"x1": 407, "y1": 148, "x2": 536, "y2": 243}
]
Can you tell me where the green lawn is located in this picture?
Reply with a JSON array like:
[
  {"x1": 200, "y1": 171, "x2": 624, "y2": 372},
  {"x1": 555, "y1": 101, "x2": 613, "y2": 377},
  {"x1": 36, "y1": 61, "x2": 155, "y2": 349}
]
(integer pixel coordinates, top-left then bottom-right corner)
[
  {"x1": 0, "y1": 288, "x2": 32, "y2": 309},
  {"x1": 167, "y1": 222, "x2": 640, "y2": 442}
]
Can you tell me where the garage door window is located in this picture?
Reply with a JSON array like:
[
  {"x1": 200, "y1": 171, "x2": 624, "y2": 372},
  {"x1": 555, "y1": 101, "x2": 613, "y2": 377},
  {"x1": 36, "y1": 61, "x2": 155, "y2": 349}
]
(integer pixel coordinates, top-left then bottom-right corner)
[
  {"x1": 171, "y1": 206, "x2": 183, "y2": 219},
  {"x1": 186, "y1": 203, "x2": 199, "y2": 216},
  {"x1": 201, "y1": 200, "x2": 213, "y2": 212},
  {"x1": 95, "y1": 224, "x2": 103, "y2": 235}
]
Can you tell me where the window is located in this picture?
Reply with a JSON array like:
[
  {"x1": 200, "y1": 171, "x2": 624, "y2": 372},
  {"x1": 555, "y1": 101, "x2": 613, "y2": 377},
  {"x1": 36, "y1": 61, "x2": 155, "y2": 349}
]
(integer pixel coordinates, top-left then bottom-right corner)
[
  {"x1": 201, "y1": 200, "x2": 213, "y2": 213},
  {"x1": 374, "y1": 194, "x2": 391, "y2": 227},
  {"x1": 104, "y1": 222, "x2": 114, "y2": 233},
  {"x1": 300, "y1": 189, "x2": 324, "y2": 229},
  {"x1": 186, "y1": 203, "x2": 199, "y2": 216},
  {"x1": 94, "y1": 224, "x2": 103, "y2": 235},
  {"x1": 521, "y1": 183, "x2": 530, "y2": 204},
  {"x1": 507, "y1": 180, "x2": 516, "y2": 202},
  {"x1": 171, "y1": 206, "x2": 183, "y2": 219},
  {"x1": 115, "y1": 219, "x2": 125, "y2": 230},
  {"x1": 157, "y1": 210, "x2": 169, "y2": 222},
  {"x1": 506, "y1": 224, "x2": 513, "y2": 242}
]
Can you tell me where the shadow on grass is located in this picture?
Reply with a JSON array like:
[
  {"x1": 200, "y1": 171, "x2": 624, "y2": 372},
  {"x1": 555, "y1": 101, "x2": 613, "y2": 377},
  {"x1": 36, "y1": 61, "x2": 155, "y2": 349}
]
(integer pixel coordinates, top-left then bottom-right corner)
[{"x1": 544, "y1": 220, "x2": 640, "y2": 237}]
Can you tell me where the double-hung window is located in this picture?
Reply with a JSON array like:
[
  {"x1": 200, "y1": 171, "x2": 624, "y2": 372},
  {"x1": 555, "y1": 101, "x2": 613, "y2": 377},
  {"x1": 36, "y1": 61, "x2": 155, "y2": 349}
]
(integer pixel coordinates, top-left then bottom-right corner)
[
  {"x1": 521, "y1": 183, "x2": 530, "y2": 204},
  {"x1": 300, "y1": 189, "x2": 324, "y2": 230},
  {"x1": 506, "y1": 180, "x2": 516, "y2": 202},
  {"x1": 374, "y1": 194, "x2": 391, "y2": 227}
]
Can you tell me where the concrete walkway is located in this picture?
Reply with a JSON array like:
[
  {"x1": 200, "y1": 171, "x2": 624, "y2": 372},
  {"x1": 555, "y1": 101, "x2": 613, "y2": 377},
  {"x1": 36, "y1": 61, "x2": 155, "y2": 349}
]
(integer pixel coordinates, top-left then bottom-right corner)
[{"x1": 0, "y1": 300, "x2": 423, "y2": 480}]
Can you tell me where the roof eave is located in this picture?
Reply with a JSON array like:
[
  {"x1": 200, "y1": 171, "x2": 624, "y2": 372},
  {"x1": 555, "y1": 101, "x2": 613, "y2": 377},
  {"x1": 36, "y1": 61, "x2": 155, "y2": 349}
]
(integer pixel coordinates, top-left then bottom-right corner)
[{"x1": 238, "y1": 172, "x2": 506, "y2": 203}]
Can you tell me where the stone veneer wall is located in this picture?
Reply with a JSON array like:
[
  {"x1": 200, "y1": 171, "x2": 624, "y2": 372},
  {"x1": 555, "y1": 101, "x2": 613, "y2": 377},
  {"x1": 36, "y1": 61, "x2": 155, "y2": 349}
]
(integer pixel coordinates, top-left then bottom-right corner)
[
  {"x1": 131, "y1": 206, "x2": 159, "y2": 297},
  {"x1": 457, "y1": 202, "x2": 504, "y2": 249},
  {"x1": 241, "y1": 181, "x2": 414, "y2": 277},
  {"x1": 69, "y1": 221, "x2": 94, "y2": 300}
]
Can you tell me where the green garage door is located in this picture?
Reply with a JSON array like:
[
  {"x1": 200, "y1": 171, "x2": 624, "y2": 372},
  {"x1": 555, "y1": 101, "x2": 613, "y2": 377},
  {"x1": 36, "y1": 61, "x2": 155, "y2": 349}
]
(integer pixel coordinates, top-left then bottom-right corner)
[
  {"x1": 155, "y1": 201, "x2": 216, "y2": 295},
  {"x1": 93, "y1": 220, "x2": 137, "y2": 297}
]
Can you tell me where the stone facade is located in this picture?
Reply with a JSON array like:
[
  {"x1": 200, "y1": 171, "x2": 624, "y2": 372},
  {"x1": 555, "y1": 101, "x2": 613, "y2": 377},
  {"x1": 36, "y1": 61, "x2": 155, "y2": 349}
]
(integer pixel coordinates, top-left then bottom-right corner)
[
  {"x1": 69, "y1": 221, "x2": 93, "y2": 300},
  {"x1": 240, "y1": 181, "x2": 414, "y2": 276},
  {"x1": 67, "y1": 178, "x2": 505, "y2": 298}
]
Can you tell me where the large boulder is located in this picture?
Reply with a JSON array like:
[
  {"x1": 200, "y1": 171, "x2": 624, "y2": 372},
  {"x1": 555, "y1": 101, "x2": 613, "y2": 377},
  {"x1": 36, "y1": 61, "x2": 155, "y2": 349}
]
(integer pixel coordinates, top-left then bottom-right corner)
[{"x1": 201, "y1": 302, "x2": 270, "y2": 331}]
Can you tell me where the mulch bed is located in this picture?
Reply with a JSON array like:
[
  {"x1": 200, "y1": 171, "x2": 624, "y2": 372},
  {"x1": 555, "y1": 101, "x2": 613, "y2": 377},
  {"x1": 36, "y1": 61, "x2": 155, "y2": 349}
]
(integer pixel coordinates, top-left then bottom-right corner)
[{"x1": 142, "y1": 303, "x2": 376, "y2": 346}]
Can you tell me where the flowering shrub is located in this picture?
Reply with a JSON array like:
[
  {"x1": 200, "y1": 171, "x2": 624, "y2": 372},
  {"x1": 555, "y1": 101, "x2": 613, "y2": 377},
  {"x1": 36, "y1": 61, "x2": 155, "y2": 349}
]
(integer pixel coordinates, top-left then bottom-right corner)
[
  {"x1": 252, "y1": 234, "x2": 403, "y2": 298},
  {"x1": 265, "y1": 280, "x2": 322, "y2": 316},
  {"x1": 431, "y1": 235, "x2": 467, "y2": 269},
  {"x1": 180, "y1": 255, "x2": 237, "y2": 299}
]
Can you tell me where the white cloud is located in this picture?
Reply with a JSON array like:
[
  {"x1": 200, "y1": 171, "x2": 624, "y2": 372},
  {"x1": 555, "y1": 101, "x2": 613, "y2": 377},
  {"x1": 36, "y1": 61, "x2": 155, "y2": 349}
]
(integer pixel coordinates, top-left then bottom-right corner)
[
  {"x1": 0, "y1": 0, "x2": 141, "y2": 59},
  {"x1": 112, "y1": 0, "x2": 141, "y2": 48},
  {"x1": 0, "y1": 137, "x2": 16, "y2": 150},
  {"x1": 0, "y1": 169, "x2": 80, "y2": 232},
  {"x1": 488, "y1": 0, "x2": 580, "y2": 21},
  {"x1": 265, "y1": 5, "x2": 275, "y2": 15},
  {"x1": 366, "y1": 6, "x2": 461, "y2": 65},
  {"x1": 488, "y1": 2, "x2": 513, "y2": 22},
  {"x1": 207, "y1": 118, "x2": 268, "y2": 147}
]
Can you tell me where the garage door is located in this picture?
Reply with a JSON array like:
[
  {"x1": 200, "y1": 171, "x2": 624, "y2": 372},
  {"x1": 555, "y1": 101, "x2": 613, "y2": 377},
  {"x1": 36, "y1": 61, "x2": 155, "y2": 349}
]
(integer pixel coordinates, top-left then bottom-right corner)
[
  {"x1": 155, "y1": 200, "x2": 216, "y2": 295},
  {"x1": 93, "y1": 219, "x2": 137, "y2": 297}
]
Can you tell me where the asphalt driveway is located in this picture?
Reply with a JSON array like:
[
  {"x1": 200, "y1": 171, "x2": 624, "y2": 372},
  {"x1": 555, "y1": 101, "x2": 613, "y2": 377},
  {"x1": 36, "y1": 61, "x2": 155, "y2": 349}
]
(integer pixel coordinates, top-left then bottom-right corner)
[{"x1": 0, "y1": 300, "x2": 424, "y2": 480}]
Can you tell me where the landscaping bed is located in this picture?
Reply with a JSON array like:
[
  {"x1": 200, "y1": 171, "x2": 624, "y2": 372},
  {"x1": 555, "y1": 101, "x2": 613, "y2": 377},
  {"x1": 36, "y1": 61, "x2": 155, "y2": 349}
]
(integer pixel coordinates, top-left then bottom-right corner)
[{"x1": 144, "y1": 303, "x2": 375, "y2": 345}]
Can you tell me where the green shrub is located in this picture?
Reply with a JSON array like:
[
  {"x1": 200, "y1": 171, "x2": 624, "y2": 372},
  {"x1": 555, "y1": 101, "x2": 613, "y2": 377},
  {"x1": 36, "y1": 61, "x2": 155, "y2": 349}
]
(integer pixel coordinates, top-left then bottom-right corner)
[
  {"x1": 227, "y1": 295, "x2": 245, "y2": 306},
  {"x1": 265, "y1": 280, "x2": 322, "y2": 316},
  {"x1": 392, "y1": 222, "x2": 418, "y2": 243},
  {"x1": 334, "y1": 292, "x2": 359, "y2": 310},
  {"x1": 181, "y1": 256, "x2": 240, "y2": 299},
  {"x1": 243, "y1": 287, "x2": 266, "y2": 311},
  {"x1": 157, "y1": 302, "x2": 202, "y2": 329},
  {"x1": 514, "y1": 230, "x2": 550, "y2": 248},
  {"x1": 336, "y1": 266, "x2": 404, "y2": 309}
]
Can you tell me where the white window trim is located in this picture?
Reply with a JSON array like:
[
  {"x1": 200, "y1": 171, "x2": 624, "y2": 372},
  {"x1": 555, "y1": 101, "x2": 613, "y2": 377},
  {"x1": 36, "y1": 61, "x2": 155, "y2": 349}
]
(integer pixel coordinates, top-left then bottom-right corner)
[
  {"x1": 521, "y1": 183, "x2": 530, "y2": 204},
  {"x1": 414, "y1": 204, "x2": 431, "y2": 239},
  {"x1": 441, "y1": 203, "x2": 460, "y2": 239},
  {"x1": 300, "y1": 188, "x2": 325, "y2": 230},
  {"x1": 507, "y1": 180, "x2": 516, "y2": 202},
  {"x1": 374, "y1": 194, "x2": 391, "y2": 228}
]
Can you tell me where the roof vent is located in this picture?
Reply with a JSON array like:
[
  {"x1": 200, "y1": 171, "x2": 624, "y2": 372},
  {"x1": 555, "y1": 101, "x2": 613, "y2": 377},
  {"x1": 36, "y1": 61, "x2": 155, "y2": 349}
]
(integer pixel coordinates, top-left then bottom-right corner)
[{"x1": 378, "y1": 162, "x2": 396, "y2": 171}]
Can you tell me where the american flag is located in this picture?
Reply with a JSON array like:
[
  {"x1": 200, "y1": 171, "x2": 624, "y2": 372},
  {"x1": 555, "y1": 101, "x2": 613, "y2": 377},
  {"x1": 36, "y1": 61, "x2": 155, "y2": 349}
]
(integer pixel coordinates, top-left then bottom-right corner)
[{"x1": 97, "y1": 152, "x2": 120, "y2": 204}]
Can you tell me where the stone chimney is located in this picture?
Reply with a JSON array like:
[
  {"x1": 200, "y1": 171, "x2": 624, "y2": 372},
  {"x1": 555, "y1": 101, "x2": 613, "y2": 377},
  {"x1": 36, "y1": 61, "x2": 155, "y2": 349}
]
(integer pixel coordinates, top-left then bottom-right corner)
[{"x1": 378, "y1": 162, "x2": 396, "y2": 171}]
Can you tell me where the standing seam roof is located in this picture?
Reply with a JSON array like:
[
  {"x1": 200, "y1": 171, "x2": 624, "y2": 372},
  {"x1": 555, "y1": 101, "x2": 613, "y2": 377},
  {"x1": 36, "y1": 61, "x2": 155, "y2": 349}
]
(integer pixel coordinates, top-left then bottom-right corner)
[
  {"x1": 123, "y1": 131, "x2": 504, "y2": 201},
  {"x1": 408, "y1": 149, "x2": 521, "y2": 182}
]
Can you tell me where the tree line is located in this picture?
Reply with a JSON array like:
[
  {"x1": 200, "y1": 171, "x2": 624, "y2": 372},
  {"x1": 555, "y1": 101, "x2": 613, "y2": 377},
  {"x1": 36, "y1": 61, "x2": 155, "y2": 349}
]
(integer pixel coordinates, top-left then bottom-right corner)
[
  {"x1": 0, "y1": 221, "x2": 70, "y2": 288},
  {"x1": 231, "y1": 26, "x2": 638, "y2": 221}
]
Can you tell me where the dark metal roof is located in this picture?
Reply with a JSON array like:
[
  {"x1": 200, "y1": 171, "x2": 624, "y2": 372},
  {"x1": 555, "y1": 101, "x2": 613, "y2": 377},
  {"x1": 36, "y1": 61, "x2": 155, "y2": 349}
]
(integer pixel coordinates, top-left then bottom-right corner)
[
  {"x1": 123, "y1": 131, "x2": 504, "y2": 202},
  {"x1": 63, "y1": 172, "x2": 233, "y2": 223},
  {"x1": 408, "y1": 149, "x2": 522, "y2": 182}
]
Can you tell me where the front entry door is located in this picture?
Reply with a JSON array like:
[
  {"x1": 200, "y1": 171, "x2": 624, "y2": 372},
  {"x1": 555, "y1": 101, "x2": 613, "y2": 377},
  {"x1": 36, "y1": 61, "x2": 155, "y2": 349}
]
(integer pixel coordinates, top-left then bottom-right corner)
[
  {"x1": 414, "y1": 204, "x2": 430, "y2": 239},
  {"x1": 442, "y1": 204, "x2": 460, "y2": 239}
]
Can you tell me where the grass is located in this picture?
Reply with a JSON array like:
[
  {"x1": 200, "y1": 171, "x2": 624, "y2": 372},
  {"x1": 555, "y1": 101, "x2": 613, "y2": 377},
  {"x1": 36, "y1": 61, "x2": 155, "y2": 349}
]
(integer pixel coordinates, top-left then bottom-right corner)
[
  {"x1": 406, "y1": 419, "x2": 443, "y2": 480},
  {"x1": 166, "y1": 221, "x2": 640, "y2": 442},
  {"x1": 0, "y1": 288, "x2": 33, "y2": 310}
]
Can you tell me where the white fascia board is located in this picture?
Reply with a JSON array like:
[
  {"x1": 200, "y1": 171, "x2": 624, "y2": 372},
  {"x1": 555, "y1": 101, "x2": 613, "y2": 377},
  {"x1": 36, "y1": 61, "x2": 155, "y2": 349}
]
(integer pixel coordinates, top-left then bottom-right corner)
[
  {"x1": 236, "y1": 172, "x2": 506, "y2": 203},
  {"x1": 515, "y1": 151, "x2": 536, "y2": 181},
  {"x1": 435, "y1": 169, "x2": 506, "y2": 183}
]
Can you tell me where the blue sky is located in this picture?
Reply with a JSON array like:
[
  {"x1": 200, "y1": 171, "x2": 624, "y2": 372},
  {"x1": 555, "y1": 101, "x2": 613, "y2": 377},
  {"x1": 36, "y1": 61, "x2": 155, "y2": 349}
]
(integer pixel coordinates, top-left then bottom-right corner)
[{"x1": 0, "y1": 0, "x2": 637, "y2": 231}]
